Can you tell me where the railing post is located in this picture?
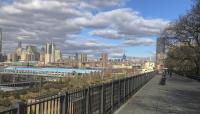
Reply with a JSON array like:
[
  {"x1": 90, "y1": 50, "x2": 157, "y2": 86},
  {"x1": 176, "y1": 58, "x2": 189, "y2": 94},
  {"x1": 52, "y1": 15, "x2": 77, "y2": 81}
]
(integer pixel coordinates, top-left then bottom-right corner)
[
  {"x1": 60, "y1": 92, "x2": 68, "y2": 114},
  {"x1": 127, "y1": 78, "x2": 130, "y2": 97},
  {"x1": 123, "y1": 79, "x2": 126, "y2": 101},
  {"x1": 118, "y1": 79, "x2": 121, "y2": 106},
  {"x1": 15, "y1": 101, "x2": 26, "y2": 114},
  {"x1": 100, "y1": 84, "x2": 104, "y2": 114},
  {"x1": 131, "y1": 77, "x2": 134, "y2": 94},
  {"x1": 85, "y1": 87, "x2": 90, "y2": 114},
  {"x1": 111, "y1": 81, "x2": 114, "y2": 113}
]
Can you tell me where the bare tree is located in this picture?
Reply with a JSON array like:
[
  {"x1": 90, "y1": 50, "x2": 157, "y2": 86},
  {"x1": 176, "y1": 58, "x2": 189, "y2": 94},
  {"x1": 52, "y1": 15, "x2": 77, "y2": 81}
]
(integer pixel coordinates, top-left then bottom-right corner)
[{"x1": 163, "y1": 0, "x2": 200, "y2": 75}]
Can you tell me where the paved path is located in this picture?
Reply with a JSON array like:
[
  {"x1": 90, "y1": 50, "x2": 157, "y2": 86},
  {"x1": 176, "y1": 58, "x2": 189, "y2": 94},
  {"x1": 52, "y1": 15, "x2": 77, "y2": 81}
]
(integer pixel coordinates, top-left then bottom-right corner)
[{"x1": 115, "y1": 74, "x2": 200, "y2": 114}]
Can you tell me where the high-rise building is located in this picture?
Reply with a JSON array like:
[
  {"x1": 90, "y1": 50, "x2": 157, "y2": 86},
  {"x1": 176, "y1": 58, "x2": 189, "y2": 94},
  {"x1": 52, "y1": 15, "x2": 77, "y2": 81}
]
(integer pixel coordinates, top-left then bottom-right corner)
[
  {"x1": 80, "y1": 53, "x2": 87, "y2": 63},
  {"x1": 18, "y1": 40, "x2": 22, "y2": 48},
  {"x1": 0, "y1": 28, "x2": 2, "y2": 54},
  {"x1": 101, "y1": 53, "x2": 108, "y2": 68},
  {"x1": 44, "y1": 43, "x2": 61, "y2": 64},
  {"x1": 156, "y1": 37, "x2": 166, "y2": 70},
  {"x1": 0, "y1": 28, "x2": 3, "y2": 62},
  {"x1": 76, "y1": 53, "x2": 87, "y2": 68},
  {"x1": 40, "y1": 47, "x2": 45, "y2": 62},
  {"x1": 75, "y1": 53, "x2": 79, "y2": 62},
  {"x1": 55, "y1": 49, "x2": 61, "y2": 62},
  {"x1": 7, "y1": 53, "x2": 17, "y2": 62},
  {"x1": 16, "y1": 40, "x2": 23, "y2": 60},
  {"x1": 45, "y1": 43, "x2": 55, "y2": 64},
  {"x1": 122, "y1": 51, "x2": 127, "y2": 61},
  {"x1": 20, "y1": 45, "x2": 39, "y2": 61}
]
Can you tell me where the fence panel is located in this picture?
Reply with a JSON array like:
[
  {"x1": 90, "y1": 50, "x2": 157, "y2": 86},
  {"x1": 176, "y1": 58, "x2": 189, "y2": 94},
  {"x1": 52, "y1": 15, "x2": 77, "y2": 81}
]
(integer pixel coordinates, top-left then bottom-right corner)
[
  {"x1": 112, "y1": 80, "x2": 120, "y2": 111},
  {"x1": 68, "y1": 90, "x2": 86, "y2": 114},
  {"x1": 0, "y1": 71, "x2": 156, "y2": 114},
  {"x1": 119, "y1": 79, "x2": 125, "y2": 104},
  {"x1": 26, "y1": 94, "x2": 61, "y2": 114},
  {"x1": 0, "y1": 108, "x2": 18, "y2": 114},
  {"x1": 124, "y1": 78, "x2": 128, "y2": 100},
  {"x1": 103, "y1": 83, "x2": 112, "y2": 114},
  {"x1": 90, "y1": 85, "x2": 101, "y2": 114}
]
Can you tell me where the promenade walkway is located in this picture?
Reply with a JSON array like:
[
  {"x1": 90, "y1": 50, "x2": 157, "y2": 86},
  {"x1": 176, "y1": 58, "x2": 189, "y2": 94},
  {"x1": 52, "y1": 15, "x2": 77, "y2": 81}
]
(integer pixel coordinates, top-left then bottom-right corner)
[{"x1": 115, "y1": 74, "x2": 200, "y2": 114}]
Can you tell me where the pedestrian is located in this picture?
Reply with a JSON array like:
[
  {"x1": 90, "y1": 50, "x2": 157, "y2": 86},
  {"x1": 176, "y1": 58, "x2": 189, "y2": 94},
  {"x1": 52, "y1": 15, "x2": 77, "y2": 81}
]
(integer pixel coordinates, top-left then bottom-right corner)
[{"x1": 169, "y1": 70, "x2": 172, "y2": 78}]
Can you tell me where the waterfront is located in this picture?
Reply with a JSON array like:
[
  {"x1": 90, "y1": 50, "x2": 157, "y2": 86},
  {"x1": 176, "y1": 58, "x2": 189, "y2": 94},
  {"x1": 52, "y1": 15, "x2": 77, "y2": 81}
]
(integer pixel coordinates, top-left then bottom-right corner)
[
  {"x1": 3, "y1": 66, "x2": 100, "y2": 76},
  {"x1": 0, "y1": 86, "x2": 29, "y2": 92}
]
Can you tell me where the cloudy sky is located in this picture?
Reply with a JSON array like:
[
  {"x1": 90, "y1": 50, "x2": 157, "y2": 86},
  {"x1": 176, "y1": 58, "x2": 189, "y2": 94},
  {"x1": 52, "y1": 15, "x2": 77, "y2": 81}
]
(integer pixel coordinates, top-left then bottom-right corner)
[{"x1": 0, "y1": 0, "x2": 192, "y2": 58}]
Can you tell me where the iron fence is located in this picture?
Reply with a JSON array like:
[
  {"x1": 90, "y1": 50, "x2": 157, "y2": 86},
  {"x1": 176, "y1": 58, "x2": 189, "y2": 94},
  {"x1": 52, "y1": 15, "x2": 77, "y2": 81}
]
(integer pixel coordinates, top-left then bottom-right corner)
[{"x1": 0, "y1": 71, "x2": 157, "y2": 114}]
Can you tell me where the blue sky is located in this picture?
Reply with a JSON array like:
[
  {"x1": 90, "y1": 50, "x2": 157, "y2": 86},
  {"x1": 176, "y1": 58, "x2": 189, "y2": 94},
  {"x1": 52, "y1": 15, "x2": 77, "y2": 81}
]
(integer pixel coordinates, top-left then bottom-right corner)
[
  {"x1": 0, "y1": 0, "x2": 193, "y2": 58},
  {"x1": 127, "y1": 0, "x2": 192, "y2": 20},
  {"x1": 124, "y1": 0, "x2": 192, "y2": 57}
]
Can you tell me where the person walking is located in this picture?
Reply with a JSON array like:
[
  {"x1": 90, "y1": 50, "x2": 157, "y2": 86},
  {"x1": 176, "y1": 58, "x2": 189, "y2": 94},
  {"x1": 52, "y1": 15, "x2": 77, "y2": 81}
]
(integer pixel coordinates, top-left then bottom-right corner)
[{"x1": 169, "y1": 70, "x2": 172, "y2": 78}]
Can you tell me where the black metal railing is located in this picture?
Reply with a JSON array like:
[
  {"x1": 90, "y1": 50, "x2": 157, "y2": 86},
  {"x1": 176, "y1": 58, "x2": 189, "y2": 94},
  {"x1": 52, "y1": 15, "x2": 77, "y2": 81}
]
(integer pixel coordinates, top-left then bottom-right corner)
[
  {"x1": 0, "y1": 107, "x2": 18, "y2": 114},
  {"x1": 0, "y1": 71, "x2": 157, "y2": 114}
]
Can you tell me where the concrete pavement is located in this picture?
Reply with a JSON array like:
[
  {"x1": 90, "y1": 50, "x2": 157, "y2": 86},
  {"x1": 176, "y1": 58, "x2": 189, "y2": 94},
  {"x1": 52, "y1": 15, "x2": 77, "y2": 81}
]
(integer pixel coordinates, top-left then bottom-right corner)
[{"x1": 114, "y1": 74, "x2": 200, "y2": 114}]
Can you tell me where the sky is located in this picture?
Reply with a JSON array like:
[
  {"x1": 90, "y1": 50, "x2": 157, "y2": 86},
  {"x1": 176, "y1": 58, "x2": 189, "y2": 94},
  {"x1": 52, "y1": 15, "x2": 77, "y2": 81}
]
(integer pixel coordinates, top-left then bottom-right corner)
[{"x1": 0, "y1": 0, "x2": 193, "y2": 58}]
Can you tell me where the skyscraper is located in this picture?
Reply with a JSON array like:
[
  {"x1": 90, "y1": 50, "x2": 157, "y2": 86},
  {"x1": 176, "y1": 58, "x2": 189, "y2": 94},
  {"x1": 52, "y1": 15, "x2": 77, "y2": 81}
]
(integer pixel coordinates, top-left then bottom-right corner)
[
  {"x1": 101, "y1": 53, "x2": 108, "y2": 68},
  {"x1": 44, "y1": 43, "x2": 61, "y2": 64},
  {"x1": 122, "y1": 51, "x2": 127, "y2": 61},
  {"x1": 156, "y1": 37, "x2": 166, "y2": 70},
  {"x1": 0, "y1": 28, "x2": 2, "y2": 54},
  {"x1": 55, "y1": 49, "x2": 61, "y2": 62},
  {"x1": 0, "y1": 28, "x2": 3, "y2": 62},
  {"x1": 75, "y1": 53, "x2": 79, "y2": 62},
  {"x1": 76, "y1": 53, "x2": 87, "y2": 68},
  {"x1": 45, "y1": 43, "x2": 55, "y2": 64},
  {"x1": 20, "y1": 45, "x2": 39, "y2": 61},
  {"x1": 18, "y1": 40, "x2": 22, "y2": 48}
]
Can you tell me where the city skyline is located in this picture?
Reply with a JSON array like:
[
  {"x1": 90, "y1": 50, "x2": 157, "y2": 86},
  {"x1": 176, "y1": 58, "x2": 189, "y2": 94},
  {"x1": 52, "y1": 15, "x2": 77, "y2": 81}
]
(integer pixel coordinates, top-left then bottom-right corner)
[{"x1": 0, "y1": 0, "x2": 192, "y2": 58}]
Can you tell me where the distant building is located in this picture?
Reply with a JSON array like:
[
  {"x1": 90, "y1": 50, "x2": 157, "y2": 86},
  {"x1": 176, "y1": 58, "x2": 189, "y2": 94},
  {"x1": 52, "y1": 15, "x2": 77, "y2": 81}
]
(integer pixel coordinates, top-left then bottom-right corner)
[
  {"x1": 7, "y1": 53, "x2": 17, "y2": 62},
  {"x1": 20, "y1": 45, "x2": 39, "y2": 61},
  {"x1": 75, "y1": 53, "x2": 79, "y2": 62},
  {"x1": 45, "y1": 43, "x2": 55, "y2": 64},
  {"x1": 122, "y1": 53, "x2": 127, "y2": 61},
  {"x1": 18, "y1": 40, "x2": 22, "y2": 48},
  {"x1": 112, "y1": 64, "x2": 133, "y2": 69},
  {"x1": 74, "y1": 53, "x2": 87, "y2": 68},
  {"x1": 141, "y1": 61, "x2": 155, "y2": 73},
  {"x1": 55, "y1": 49, "x2": 62, "y2": 62},
  {"x1": 100, "y1": 53, "x2": 108, "y2": 68},
  {"x1": 80, "y1": 53, "x2": 87, "y2": 63},
  {"x1": 40, "y1": 47, "x2": 45, "y2": 62},
  {"x1": 0, "y1": 28, "x2": 2, "y2": 55},
  {"x1": 0, "y1": 28, "x2": 4, "y2": 62},
  {"x1": 156, "y1": 37, "x2": 166, "y2": 70},
  {"x1": 44, "y1": 43, "x2": 62, "y2": 64}
]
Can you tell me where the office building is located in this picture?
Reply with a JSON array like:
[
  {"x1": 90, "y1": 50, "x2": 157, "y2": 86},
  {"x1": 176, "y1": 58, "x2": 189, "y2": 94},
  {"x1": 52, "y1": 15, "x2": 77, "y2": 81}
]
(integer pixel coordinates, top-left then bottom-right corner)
[
  {"x1": 75, "y1": 53, "x2": 87, "y2": 68},
  {"x1": 7, "y1": 53, "x2": 17, "y2": 62},
  {"x1": 0, "y1": 28, "x2": 3, "y2": 62},
  {"x1": 44, "y1": 43, "x2": 61, "y2": 64},
  {"x1": 20, "y1": 45, "x2": 39, "y2": 61},
  {"x1": 100, "y1": 53, "x2": 108, "y2": 68},
  {"x1": 156, "y1": 37, "x2": 166, "y2": 70},
  {"x1": 55, "y1": 49, "x2": 62, "y2": 62}
]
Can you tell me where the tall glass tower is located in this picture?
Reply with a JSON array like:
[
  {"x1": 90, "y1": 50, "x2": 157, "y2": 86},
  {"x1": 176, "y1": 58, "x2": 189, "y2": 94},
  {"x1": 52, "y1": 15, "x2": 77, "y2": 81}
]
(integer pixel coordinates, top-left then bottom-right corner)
[{"x1": 0, "y1": 28, "x2": 2, "y2": 54}]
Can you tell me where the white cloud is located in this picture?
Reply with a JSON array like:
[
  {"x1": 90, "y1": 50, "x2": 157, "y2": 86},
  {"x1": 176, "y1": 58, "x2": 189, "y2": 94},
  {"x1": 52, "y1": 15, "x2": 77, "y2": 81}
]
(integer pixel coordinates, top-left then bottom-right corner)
[
  {"x1": 123, "y1": 38, "x2": 155, "y2": 46},
  {"x1": 0, "y1": 0, "x2": 169, "y2": 57},
  {"x1": 88, "y1": 8, "x2": 169, "y2": 37},
  {"x1": 90, "y1": 29, "x2": 125, "y2": 39}
]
